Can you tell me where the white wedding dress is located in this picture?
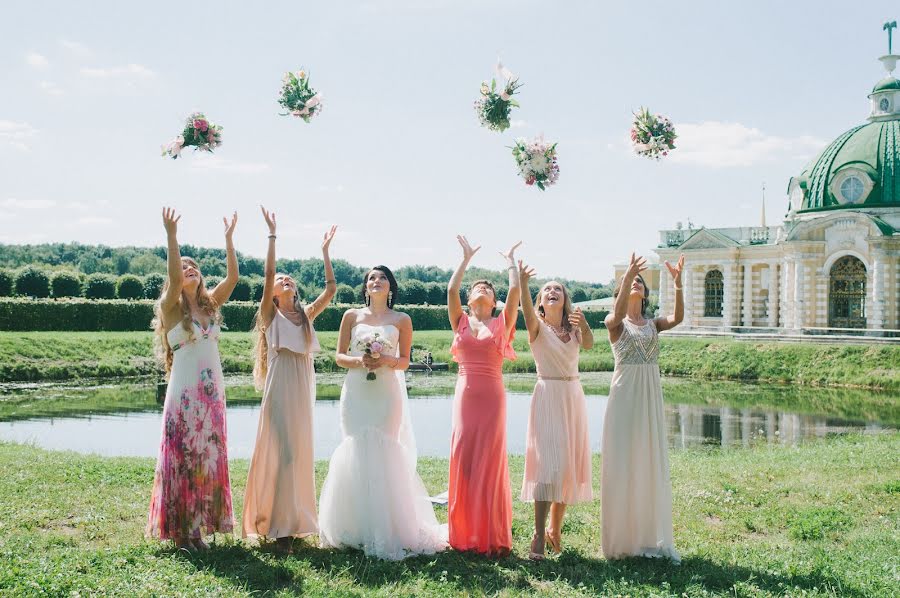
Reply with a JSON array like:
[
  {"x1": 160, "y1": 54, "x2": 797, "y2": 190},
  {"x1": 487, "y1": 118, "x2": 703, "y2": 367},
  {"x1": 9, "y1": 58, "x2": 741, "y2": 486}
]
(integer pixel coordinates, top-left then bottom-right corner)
[{"x1": 318, "y1": 323, "x2": 448, "y2": 560}]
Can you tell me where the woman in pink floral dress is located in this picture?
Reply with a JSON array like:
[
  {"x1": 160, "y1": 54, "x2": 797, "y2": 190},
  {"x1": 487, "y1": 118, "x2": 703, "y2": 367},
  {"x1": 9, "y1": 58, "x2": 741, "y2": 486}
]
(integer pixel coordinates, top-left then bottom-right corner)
[{"x1": 146, "y1": 207, "x2": 239, "y2": 550}]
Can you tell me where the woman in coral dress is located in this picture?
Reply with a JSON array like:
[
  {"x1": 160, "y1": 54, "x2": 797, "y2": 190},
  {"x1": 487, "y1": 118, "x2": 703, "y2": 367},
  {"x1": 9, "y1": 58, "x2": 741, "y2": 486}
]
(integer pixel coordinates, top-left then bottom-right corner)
[
  {"x1": 517, "y1": 263, "x2": 593, "y2": 560},
  {"x1": 601, "y1": 252, "x2": 684, "y2": 563},
  {"x1": 242, "y1": 207, "x2": 337, "y2": 554},
  {"x1": 147, "y1": 207, "x2": 239, "y2": 550},
  {"x1": 447, "y1": 236, "x2": 521, "y2": 556}
]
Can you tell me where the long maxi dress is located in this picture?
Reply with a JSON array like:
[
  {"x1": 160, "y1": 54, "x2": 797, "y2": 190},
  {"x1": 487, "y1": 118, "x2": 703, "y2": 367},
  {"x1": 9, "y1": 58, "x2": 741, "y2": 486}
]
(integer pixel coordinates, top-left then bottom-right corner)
[
  {"x1": 147, "y1": 320, "x2": 234, "y2": 540},
  {"x1": 448, "y1": 312, "x2": 516, "y2": 555},
  {"x1": 520, "y1": 322, "x2": 592, "y2": 505},
  {"x1": 243, "y1": 309, "x2": 320, "y2": 540},
  {"x1": 601, "y1": 318, "x2": 680, "y2": 562}
]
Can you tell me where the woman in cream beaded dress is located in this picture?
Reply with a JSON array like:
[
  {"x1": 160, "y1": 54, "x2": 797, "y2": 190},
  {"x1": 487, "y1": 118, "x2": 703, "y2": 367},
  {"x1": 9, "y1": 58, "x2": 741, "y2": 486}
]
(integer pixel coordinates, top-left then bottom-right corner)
[
  {"x1": 242, "y1": 206, "x2": 337, "y2": 554},
  {"x1": 517, "y1": 262, "x2": 593, "y2": 560},
  {"x1": 601, "y1": 252, "x2": 684, "y2": 562}
]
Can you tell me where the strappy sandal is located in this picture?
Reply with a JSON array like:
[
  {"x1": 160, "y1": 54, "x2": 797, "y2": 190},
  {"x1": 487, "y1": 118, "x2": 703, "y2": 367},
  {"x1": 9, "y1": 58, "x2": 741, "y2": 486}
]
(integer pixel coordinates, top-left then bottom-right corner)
[
  {"x1": 529, "y1": 533, "x2": 545, "y2": 561},
  {"x1": 545, "y1": 530, "x2": 562, "y2": 554}
]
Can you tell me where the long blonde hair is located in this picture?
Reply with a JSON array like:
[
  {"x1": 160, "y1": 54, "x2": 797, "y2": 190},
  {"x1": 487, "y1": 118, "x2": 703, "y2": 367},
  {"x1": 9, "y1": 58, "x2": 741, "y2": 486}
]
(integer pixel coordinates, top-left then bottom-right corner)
[
  {"x1": 151, "y1": 257, "x2": 221, "y2": 377},
  {"x1": 536, "y1": 281, "x2": 575, "y2": 331},
  {"x1": 252, "y1": 274, "x2": 312, "y2": 391}
]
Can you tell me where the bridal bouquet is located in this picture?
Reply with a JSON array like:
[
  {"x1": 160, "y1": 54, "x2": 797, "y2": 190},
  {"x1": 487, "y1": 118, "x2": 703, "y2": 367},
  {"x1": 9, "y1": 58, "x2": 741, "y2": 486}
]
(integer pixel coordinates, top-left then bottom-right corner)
[
  {"x1": 161, "y1": 112, "x2": 223, "y2": 159},
  {"x1": 512, "y1": 136, "x2": 559, "y2": 190},
  {"x1": 278, "y1": 69, "x2": 323, "y2": 122},
  {"x1": 474, "y1": 76, "x2": 522, "y2": 132},
  {"x1": 356, "y1": 331, "x2": 393, "y2": 380},
  {"x1": 631, "y1": 107, "x2": 676, "y2": 160}
]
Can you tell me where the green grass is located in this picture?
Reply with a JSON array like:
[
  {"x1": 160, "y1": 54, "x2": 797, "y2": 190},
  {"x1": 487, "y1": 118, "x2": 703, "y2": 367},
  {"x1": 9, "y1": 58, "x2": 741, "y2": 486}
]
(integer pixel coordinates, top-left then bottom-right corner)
[
  {"x1": 0, "y1": 433, "x2": 897, "y2": 596},
  {"x1": 1, "y1": 330, "x2": 898, "y2": 390}
]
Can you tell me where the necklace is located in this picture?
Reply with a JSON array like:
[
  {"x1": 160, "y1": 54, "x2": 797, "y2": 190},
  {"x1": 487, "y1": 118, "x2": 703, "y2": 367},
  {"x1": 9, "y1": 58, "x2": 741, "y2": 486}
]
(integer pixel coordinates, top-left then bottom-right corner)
[{"x1": 544, "y1": 320, "x2": 572, "y2": 342}]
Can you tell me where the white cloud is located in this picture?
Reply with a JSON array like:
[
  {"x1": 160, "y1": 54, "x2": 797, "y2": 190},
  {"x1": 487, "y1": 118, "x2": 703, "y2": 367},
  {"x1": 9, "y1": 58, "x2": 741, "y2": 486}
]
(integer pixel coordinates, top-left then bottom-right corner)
[
  {"x1": 25, "y1": 52, "x2": 49, "y2": 68},
  {"x1": 1, "y1": 198, "x2": 56, "y2": 209},
  {"x1": 59, "y1": 39, "x2": 93, "y2": 58},
  {"x1": 189, "y1": 155, "x2": 271, "y2": 174},
  {"x1": 0, "y1": 120, "x2": 38, "y2": 150},
  {"x1": 80, "y1": 63, "x2": 156, "y2": 79},
  {"x1": 669, "y1": 121, "x2": 827, "y2": 168},
  {"x1": 76, "y1": 216, "x2": 114, "y2": 225},
  {"x1": 39, "y1": 81, "x2": 64, "y2": 96}
]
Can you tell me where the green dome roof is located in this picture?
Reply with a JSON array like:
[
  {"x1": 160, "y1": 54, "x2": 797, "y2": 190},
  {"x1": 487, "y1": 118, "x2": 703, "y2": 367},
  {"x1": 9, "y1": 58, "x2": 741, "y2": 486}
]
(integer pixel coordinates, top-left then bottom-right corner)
[
  {"x1": 793, "y1": 120, "x2": 900, "y2": 212},
  {"x1": 872, "y1": 76, "x2": 900, "y2": 92}
]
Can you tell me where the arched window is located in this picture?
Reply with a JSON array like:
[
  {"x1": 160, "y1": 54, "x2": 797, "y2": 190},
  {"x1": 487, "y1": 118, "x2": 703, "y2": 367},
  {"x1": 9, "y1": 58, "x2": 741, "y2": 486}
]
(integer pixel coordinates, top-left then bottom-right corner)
[
  {"x1": 704, "y1": 270, "x2": 724, "y2": 317},
  {"x1": 829, "y1": 256, "x2": 866, "y2": 329}
]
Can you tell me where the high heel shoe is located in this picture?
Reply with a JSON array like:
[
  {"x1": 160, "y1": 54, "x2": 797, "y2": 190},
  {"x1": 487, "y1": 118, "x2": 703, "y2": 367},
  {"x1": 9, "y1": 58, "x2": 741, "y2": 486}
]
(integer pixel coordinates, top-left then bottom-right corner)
[
  {"x1": 545, "y1": 530, "x2": 562, "y2": 554},
  {"x1": 528, "y1": 533, "x2": 545, "y2": 561}
]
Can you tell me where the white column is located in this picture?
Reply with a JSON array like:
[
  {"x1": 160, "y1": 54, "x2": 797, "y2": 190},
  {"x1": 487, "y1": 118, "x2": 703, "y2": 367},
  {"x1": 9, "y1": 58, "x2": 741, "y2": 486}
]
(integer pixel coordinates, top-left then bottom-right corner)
[
  {"x1": 870, "y1": 251, "x2": 885, "y2": 331},
  {"x1": 815, "y1": 267, "x2": 828, "y2": 328},
  {"x1": 742, "y1": 263, "x2": 753, "y2": 327},
  {"x1": 782, "y1": 258, "x2": 793, "y2": 329},
  {"x1": 793, "y1": 259, "x2": 805, "y2": 329},
  {"x1": 768, "y1": 262, "x2": 780, "y2": 328},
  {"x1": 683, "y1": 267, "x2": 695, "y2": 327},
  {"x1": 658, "y1": 264, "x2": 670, "y2": 318},
  {"x1": 723, "y1": 262, "x2": 737, "y2": 328}
]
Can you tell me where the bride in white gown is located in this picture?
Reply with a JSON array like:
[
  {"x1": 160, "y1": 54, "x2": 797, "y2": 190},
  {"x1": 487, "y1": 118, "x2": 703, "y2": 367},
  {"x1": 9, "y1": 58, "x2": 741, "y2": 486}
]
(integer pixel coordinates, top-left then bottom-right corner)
[{"x1": 318, "y1": 265, "x2": 447, "y2": 560}]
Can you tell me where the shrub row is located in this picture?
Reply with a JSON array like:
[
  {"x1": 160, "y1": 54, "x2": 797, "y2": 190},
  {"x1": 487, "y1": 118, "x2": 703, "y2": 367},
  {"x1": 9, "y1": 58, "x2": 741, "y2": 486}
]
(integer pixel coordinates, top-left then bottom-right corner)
[{"x1": 0, "y1": 298, "x2": 607, "y2": 332}]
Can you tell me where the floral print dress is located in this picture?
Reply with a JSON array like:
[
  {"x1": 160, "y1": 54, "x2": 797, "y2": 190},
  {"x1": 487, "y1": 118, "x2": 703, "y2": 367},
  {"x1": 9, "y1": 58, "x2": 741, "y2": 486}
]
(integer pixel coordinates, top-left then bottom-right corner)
[{"x1": 146, "y1": 320, "x2": 234, "y2": 539}]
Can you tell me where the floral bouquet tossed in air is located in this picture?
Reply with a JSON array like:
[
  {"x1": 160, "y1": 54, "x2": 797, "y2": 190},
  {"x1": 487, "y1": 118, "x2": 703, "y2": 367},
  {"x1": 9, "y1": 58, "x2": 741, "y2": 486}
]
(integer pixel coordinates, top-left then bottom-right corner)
[
  {"x1": 161, "y1": 112, "x2": 223, "y2": 159},
  {"x1": 278, "y1": 69, "x2": 323, "y2": 122},
  {"x1": 631, "y1": 107, "x2": 676, "y2": 160},
  {"x1": 512, "y1": 136, "x2": 559, "y2": 190},
  {"x1": 355, "y1": 330, "x2": 394, "y2": 380},
  {"x1": 474, "y1": 61, "x2": 522, "y2": 132}
]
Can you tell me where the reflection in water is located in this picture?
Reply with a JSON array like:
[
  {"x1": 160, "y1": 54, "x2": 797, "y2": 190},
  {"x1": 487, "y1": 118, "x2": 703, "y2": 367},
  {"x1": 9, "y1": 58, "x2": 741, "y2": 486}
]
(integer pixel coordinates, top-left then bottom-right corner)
[{"x1": 0, "y1": 392, "x2": 891, "y2": 459}]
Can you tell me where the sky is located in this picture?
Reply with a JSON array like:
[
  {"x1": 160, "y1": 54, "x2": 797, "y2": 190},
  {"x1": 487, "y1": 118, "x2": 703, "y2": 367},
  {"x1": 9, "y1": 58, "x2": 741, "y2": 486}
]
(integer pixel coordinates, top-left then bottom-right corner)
[{"x1": 1, "y1": 1, "x2": 897, "y2": 282}]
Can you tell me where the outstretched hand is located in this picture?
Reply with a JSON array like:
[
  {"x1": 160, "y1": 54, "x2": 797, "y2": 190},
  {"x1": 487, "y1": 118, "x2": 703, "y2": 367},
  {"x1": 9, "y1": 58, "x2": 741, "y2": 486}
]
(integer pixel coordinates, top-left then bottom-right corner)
[
  {"x1": 626, "y1": 252, "x2": 648, "y2": 278},
  {"x1": 568, "y1": 307, "x2": 587, "y2": 329},
  {"x1": 162, "y1": 207, "x2": 181, "y2": 236},
  {"x1": 322, "y1": 225, "x2": 337, "y2": 252},
  {"x1": 519, "y1": 260, "x2": 536, "y2": 285},
  {"x1": 665, "y1": 254, "x2": 685, "y2": 286},
  {"x1": 499, "y1": 241, "x2": 522, "y2": 261},
  {"x1": 457, "y1": 235, "x2": 481, "y2": 261},
  {"x1": 223, "y1": 212, "x2": 238, "y2": 240},
  {"x1": 260, "y1": 205, "x2": 276, "y2": 235}
]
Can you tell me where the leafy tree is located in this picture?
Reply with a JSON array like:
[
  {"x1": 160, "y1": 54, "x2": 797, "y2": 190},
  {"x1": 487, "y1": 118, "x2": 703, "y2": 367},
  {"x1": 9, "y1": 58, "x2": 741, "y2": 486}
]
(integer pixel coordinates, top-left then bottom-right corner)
[
  {"x1": 400, "y1": 280, "x2": 428, "y2": 305},
  {"x1": 231, "y1": 277, "x2": 252, "y2": 301},
  {"x1": 0, "y1": 270, "x2": 15, "y2": 296},
  {"x1": 335, "y1": 283, "x2": 356, "y2": 304},
  {"x1": 426, "y1": 281, "x2": 446, "y2": 305},
  {"x1": 116, "y1": 275, "x2": 144, "y2": 300},
  {"x1": 15, "y1": 266, "x2": 51, "y2": 298},
  {"x1": 571, "y1": 287, "x2": 589, "y2": 303},
  {"x1": 51, "y1": 271, "x2": 82, "y2": 298},
  {"x1": 144, "y1": 273, "x2": 165, "y2": 299},
  {"x1": 83, "y1": 274, "x2": 117, "y2": 299}
]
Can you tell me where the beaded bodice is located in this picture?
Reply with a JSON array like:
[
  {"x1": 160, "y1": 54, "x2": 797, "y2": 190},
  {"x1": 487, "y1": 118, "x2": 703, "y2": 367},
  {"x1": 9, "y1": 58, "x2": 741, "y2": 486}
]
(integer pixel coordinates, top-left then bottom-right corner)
[{"x1": 610, "y1": 319, "x2": 659, "y2": 366}]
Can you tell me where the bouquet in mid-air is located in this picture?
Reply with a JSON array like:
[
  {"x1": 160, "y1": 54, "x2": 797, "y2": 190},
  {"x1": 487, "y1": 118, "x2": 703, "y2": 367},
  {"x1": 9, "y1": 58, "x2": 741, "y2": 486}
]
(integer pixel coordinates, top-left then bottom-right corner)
[
  {"x1": 512, "y1": 136, "x2": 559, "y2": 190},
  {"x1": 278, "y1": 69, "x2": 323, "y2": 122},
  {"x1": 161, "y1": 112, "x2": 223, "y2": 159},
  {"x1": 474, "y1": 61, "x2": 522, "y2": 132},
  {"x1": 355, "y1": 330, "x2": 394, "y2": 380},
  {"x1": 631, "y1": 107, "x2": 676, "y2": 160}
]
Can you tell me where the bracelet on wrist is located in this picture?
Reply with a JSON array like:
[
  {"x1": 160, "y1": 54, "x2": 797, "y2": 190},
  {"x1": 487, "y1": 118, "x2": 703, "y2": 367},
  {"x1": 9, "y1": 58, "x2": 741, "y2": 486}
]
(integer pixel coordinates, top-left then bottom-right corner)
[
  {"x1": 325, "y1": 278, "x2": 336, "y2": 284},
  {"x1": 268, "y1": 234, "x2": 276, "y2": 239},
  {"x1": 674, "y1": 285, "x2": 683, "y2": 291}
]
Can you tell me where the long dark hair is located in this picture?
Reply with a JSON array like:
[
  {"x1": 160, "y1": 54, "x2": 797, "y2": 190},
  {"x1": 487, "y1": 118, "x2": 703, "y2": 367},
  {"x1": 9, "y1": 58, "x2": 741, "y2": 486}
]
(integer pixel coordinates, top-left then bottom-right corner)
[
  {"x1": 613, "y1": 273, "x2": 649, "y2": 317},
  {"x1": 362, "y1": 265, "x2": 399, "y2": 308}
]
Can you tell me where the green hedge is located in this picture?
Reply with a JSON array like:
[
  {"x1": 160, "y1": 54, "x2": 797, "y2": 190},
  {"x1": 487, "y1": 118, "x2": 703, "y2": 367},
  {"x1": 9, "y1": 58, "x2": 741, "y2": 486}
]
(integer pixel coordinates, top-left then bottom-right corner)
[{"x1": 0, "y1": 298, "x2": 608, "y2": 332}]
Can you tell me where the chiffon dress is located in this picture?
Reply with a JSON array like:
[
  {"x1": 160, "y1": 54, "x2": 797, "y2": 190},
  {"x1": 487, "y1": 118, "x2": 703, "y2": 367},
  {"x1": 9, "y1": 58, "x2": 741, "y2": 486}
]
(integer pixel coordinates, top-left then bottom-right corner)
[
  {"x1": 243, "y1": 309, "x2": 320, "y2": 540},
  {"x1": 601, "y1": 318, "x2": 679, "y2": 562},
  {"x1": 448, "y1": 312, "x2": 516, "y2": 555}
]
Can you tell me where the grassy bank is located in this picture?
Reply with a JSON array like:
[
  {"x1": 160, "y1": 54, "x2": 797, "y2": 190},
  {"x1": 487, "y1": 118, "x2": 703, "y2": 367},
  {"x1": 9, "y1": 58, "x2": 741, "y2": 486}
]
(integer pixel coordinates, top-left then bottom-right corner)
[
  {"x1": 0, "y1": 433, "x2": 897, "y2": 596},
  {"x1": 2, "y1": 330, "x2": 899, "y2": 389}
]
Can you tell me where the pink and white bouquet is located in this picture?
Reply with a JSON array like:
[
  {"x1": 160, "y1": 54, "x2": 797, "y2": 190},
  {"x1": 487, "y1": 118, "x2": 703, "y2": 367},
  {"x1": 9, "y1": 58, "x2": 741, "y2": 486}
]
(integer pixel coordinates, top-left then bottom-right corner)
[
  {"x1": 161, "y1": 112, "x2": 223, "y2": 159},
  {"x1": 512, "y1": 136, "x2": 559, "y2": 190},
  {"x1": 355, "y1": 330, "x2": 393, "y2": 380},
  {"x1": 474, "y1": 76, "x2": 522, "y2": 132},
  {"x1": 278, "y1": 69, "x2": 323, "y2": 122},
  {"x1": 631, "y1": 107, "x2": 676, "y2": 160}
]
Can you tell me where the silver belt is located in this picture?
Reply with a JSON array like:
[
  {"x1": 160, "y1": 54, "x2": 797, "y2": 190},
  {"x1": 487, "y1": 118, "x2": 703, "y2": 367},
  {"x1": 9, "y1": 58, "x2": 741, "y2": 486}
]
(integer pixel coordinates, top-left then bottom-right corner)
[{"x1": 537, "y1": 375, "x2": 580, "y2": 381}]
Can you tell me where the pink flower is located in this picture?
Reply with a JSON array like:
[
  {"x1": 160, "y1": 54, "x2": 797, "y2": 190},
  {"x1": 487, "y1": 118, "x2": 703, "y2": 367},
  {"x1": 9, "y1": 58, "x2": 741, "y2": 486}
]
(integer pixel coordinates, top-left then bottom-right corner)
[
  {"x1": 193, "y1": 119, "x2": 209, "y2": 132},
  {"x1": 370, "y1": 341, "x2": 383, "y2": 353},
  {"x1": 525, "y1": 176, "x2": 536, "y2": 186}
]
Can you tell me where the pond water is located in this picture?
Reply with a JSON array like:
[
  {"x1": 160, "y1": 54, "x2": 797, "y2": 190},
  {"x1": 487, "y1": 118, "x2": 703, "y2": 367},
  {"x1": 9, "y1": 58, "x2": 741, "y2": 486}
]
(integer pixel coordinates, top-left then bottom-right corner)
[{"x1": 0, "y1": 374, "x2": 894, "y2": 458}]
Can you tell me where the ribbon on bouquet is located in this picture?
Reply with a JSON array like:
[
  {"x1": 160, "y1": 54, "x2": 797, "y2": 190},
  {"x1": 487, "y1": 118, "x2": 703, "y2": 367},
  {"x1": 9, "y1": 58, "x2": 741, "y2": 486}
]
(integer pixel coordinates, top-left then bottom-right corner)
[
  {"x1": 495, "y1": 60, "x2": 517, "y2": 101},
  {"x1": 292, "y1": 93, "x2": 322, "y2": 117}
]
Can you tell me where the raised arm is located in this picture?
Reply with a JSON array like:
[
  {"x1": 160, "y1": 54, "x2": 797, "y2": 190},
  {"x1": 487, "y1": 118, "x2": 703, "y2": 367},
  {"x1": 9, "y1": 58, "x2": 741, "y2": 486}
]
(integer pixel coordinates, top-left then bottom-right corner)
[
  {"x1": 448, "y1": 235, "x2": 480, "y2": 331},
  {"x1": 161, "y1": 207, "x2": 183, "y2": 313},
  {"x1": 306, "y1": 225, "x2": 338, "y2": 321},
  {"x1": 655, "y1": 254, "x2": 685, "y2": 332},
  {"x1": 605, "y1": 252, "x2": 647, "y2": 337},
  {"x1": 569, "y1": 308, "x2": 594, "y2": 350},
  {"x1": 211, "y1": 212, "x2": 239, "y2": 306},
  {"x1": 335, "y1": 309, "x2": 364, "y2": 370},
  {"x1": 500, "y1": 241, "x2": 522, "y2": 337},
  {"x1": 258, "y1": 206, "x2": 277, "y2": 326},
  {"x1": 518, "y1": 260, "x2": 540, "y2": 342}
]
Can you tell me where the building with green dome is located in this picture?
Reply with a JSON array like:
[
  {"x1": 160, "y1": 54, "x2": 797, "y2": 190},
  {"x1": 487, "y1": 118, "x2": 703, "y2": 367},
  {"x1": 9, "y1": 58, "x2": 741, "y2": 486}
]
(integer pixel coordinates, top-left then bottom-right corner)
[{"x1": 655, "y1": 38, "x2": 900, "y2": 335}]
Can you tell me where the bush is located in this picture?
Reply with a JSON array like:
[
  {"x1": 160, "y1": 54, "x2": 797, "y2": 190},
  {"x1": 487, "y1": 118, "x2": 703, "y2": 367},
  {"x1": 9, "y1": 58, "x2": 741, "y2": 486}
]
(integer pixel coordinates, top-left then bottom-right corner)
[
  {"x1": 116, "y1": 275, "x2": 144, "y2": 300},
  {"x1": 51, "y1": 271, "x2": 82, "y2": 298},
  {"x1": 335, "y1": 283, "x2": 356, "y2": 304},
  {"x1": 426, "y1": 282, "x2": 446, "y2": 305},
  {"x1": 571, "y1": 287, "x2": 589, "y2": 303},
  {"x1": 400, "y1": 280, "x2": 428, "y2": 305},
  {"x1": 144, "y1": 273, "x2": 165, "y2": 299},
  {"x1": 204, "y1": 275, "x2": 223, "y2": 290},
  {"x1": 0, "y1": 270, "x2": 13, "y2": 297},
  {"x1": 14, "y1": 266, "x2": 51, "y2": 298},
  {"x1": 231, "y1": 277, "x2": 252, "y2": 301},
  {"x1": 250, "y1": 278, "x2": 265, "y2": 302},
  {"x1": 83, "y1": 274, "x2": 117, "y2": 299}
]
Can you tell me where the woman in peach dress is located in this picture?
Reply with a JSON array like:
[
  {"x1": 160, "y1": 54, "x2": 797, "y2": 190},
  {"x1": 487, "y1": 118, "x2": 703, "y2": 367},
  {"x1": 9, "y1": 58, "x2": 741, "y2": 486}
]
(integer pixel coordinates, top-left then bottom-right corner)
[
  {"x1": 242, "y1": 207, "x2": 337, "y2": 554},
  {"x1": 517, "y1": 263, "x2": 593, "y2": 560},
  {"x1": 447, "y1": 235, "x2": 521, "y2": 556}
]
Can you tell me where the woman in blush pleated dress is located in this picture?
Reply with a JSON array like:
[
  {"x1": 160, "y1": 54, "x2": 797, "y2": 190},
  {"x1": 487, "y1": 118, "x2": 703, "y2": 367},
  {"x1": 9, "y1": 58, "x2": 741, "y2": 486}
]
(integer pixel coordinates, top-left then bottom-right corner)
[
  {"x1": 242, "y1": 206, "x2": 337, "y2": 554},
  {"x1": 517, "y1": 262, "x2": 593, "y2": 560}
]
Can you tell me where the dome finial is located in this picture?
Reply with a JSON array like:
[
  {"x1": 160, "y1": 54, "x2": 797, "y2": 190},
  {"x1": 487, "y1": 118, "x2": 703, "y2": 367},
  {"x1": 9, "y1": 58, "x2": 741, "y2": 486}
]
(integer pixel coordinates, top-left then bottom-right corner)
[
  {"x1": 885, "y1": 21, "x2": 897, "y2": 54},
  {"x1": 880, "y1": 21, "x2": 899, "y2": 74}
]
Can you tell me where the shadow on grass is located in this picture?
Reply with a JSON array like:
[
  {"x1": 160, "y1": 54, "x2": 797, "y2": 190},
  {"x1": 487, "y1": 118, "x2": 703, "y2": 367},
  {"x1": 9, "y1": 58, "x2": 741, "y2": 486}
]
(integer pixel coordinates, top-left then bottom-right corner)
[{"x1": 163, "y1": 542, "x2": 303, "y2": 594}]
